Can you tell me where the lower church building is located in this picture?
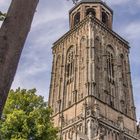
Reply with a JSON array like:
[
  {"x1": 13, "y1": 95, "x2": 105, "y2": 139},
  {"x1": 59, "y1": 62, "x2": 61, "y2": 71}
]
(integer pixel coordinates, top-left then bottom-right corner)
[{"x1": 48, "y1": 0, "x2": 140, "y2": 139}]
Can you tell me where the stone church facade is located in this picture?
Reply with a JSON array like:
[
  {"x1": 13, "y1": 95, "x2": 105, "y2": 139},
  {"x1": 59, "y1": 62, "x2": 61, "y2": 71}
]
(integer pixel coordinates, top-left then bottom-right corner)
[{"x1": 48, "y1": 0, "x2": 140, "y2": 139}]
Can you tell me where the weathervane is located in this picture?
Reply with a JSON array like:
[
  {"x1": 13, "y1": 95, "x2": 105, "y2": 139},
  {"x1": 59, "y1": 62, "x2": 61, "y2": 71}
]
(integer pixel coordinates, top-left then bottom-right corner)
[{"x1": 67, "y1": 0, "x2": 79, "y2": 5}]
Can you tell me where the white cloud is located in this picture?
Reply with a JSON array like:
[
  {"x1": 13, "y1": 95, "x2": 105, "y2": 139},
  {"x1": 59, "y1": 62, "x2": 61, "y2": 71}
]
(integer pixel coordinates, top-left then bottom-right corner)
[
  {"x1": 0, "y1": 0, "x2": 11, "y2": 10},
  {"x1": 119, "y1": 21, "x2": 140, "y2": 66},
  {"x1": 106, "y1": 0, "x2": 130, "y2": 6},
  {"x1": 32, "y1": 8, "x2": 67, "y2": 29},
  {"x1": 24, "y1": 61, "x2": 48, "y2": 76},
  {"x1": 32, "y1": 0, "x2": 72, "y2": 29},
  {"x1": 12, "y1": 71, "x2": 50, "y2": 100},
  {"x1": 123, "y1": 22, "x2": 140, "y2": 40}
]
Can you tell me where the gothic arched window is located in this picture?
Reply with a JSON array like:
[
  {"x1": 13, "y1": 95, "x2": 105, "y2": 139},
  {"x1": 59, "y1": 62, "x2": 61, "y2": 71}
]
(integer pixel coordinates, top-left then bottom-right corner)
[
  {"x1": 106, "y1": 45, "x2": 115, "y2": 107},
  {"x1": 86, "y1": 8, "x2": 96, "y2": 17},
  {"x1": 54, "y1": 55, "x2": 61, "y2": 113},
  {"x1": 102, "y1": 12, "x2": 108, "y2": 25},
  {"x1": 55, "y1": 56, "x2": 61, "y2": 85},
  {"x1": 78, "y1": 37, "x2": 86, "y2": 100},
  {"x1": 107, "y1": 46, "x2": 115, "y2": 83},
  {"x1": 120, "y1": 54, "x2": 128, "y2": 114},
  {"x1": 65, "y1": 46, "x2": 75, "y2": 108},
  {"x1": 95, "y1": 37, "x2": 102, "y2": 99},
  {"x1": 66, "y1": 46, "x2": 74, "y2": 78},
  {"x1": 74, "y1": 12, "x2": 80, "y2": 26},
  {"x1": 120, "y1": 54, "x2": 127, "y2": 85}
]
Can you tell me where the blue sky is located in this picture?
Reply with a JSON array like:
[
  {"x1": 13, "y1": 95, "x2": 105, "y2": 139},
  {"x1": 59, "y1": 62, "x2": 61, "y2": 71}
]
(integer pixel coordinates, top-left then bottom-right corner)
[{"x1": 0, "y1": 0, "x2": 140, "y2": 119}]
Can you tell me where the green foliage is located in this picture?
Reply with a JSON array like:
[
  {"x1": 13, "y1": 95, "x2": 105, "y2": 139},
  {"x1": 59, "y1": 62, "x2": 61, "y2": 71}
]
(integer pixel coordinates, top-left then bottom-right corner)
[
  {"x1": 0, "y1": 11, "x2": 6, "y2": 21},
  {"x1": 0, "y1": 88, "x2": 58, "y2": 140}
]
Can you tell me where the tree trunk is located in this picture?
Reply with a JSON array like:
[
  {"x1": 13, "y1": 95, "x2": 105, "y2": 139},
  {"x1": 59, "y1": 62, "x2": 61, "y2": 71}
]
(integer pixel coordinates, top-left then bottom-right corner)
[{"x1": 0, "y1": 0, "x2": 39, "y2": 116}]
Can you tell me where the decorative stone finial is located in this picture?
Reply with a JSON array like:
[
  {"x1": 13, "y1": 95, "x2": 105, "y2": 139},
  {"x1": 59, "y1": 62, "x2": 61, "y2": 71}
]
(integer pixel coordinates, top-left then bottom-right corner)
[{"x1": 68, "y1": 0, "x2": 79, "y2": 5}]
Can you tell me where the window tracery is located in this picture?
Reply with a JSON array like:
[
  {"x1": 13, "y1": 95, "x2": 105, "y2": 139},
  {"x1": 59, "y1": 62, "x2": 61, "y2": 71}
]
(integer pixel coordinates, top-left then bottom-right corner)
[
  {"x1": 65, "y1": 46, "x2": 75, "y2": 108},
  {"x1": 120, "y1": 54, "x2": 128, "y2": 114},
  {"x1": 66, "y1": 46, "x2": 74, "y2": 79},
  {"x1": 106, "y1": 45, "x2": 115, "y2": 107},
  {"x1": 107, "y1": 46, "x2": 115, "y2": 83}
]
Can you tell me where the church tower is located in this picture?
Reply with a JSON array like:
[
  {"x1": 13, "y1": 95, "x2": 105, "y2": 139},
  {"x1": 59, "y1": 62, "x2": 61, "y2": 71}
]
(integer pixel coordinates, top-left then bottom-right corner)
[{"x1": 48, "y1": 0, "x2": 139, "y2": 139}]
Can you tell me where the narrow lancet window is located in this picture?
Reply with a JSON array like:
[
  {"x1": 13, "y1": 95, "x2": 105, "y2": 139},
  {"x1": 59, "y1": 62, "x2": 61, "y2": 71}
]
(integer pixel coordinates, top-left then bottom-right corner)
[
  {"x1": 106, "y1": 46, "x2": 115, "y2": 107},
  {"x1": 102, "y1": 12, "x2": 108, "y2": 25},
  {"x1": 66, "y1": 47, "x2": 74, "y2": 79},
  {"x1": 74, "y1": 12, "x2": 80, "y2": 26}
]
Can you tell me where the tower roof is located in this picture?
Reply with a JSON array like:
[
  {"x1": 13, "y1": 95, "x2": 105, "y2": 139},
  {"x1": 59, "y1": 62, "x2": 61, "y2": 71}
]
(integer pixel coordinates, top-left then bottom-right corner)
[{"x1": 69, "y1": 0, "x2": 113, "y2": 14}]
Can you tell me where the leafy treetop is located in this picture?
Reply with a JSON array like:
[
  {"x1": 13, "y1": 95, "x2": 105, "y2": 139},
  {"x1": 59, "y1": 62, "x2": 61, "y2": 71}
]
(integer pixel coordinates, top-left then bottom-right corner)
[
  {"x1": 0, "y1": 11, "x2": 6, "y2": 21},
  {"x1": 0, "y1": 88, "x2": 58, "y2": 140}
]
